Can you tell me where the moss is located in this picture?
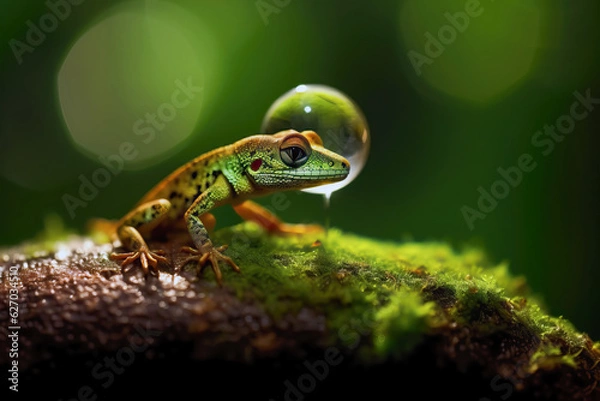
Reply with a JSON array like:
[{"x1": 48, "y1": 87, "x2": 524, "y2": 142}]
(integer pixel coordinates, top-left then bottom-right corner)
[
  {"x1": 208, "y1": 222, "x2": 593, "y2": 367},
  {"x1": 530, "y1": 343, "x2": 579, "y2": 370},
  {"x1": 22, "y1": 214, "x2": 75, "y2": 257},
  {"x1": 373, "y1": 288, "x2": 436, "y2": 357}
]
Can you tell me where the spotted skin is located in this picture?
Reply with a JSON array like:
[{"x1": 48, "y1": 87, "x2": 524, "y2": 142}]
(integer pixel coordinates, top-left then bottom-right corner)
[{"x1": 109, "y1": 130, "x2": 350, "y2": 285}]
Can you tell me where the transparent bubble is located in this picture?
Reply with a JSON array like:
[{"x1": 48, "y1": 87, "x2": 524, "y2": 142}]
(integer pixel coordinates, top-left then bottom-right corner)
[{"x1": 261, "y1": 84, "x2": 370, "y2": 196}]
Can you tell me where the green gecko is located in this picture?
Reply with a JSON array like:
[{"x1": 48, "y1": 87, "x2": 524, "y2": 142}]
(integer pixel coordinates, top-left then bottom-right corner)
[{"x1": 104, "y1": 129, "x2": 350, "y2": 285}]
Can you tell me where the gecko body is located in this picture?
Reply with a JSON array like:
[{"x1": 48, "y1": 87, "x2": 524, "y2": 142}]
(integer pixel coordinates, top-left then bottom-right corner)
[{"x1": 108, "y1": 130, "x2": 350, "y2": 284}]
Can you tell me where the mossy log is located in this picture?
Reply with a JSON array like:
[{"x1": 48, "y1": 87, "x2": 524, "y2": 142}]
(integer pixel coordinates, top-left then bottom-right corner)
[{"x1": 1, "y1": 223, "x2": 599, "y2": 400}]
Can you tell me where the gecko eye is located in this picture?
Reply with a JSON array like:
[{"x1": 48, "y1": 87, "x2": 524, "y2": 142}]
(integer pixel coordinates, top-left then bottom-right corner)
[
  {"x1": 281, "y1": 146, "x2": 308, "y2": 167},
  {"x1": 280, "y1": 134, "x2": 311, "y2": 168}
]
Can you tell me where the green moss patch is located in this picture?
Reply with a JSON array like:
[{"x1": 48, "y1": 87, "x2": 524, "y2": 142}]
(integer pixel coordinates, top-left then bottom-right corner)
[{"x1": 211, "y1": 222, "x2": 596, "y2": 372}]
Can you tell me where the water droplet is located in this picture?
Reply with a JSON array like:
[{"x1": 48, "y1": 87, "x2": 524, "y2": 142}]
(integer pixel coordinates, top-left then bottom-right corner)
[
  {"x1": 261, "y1": 84, "x2": 370, "y2": 195},
  {"x1": 324, "y1": 192, "x2": 331, "y2": 235}
]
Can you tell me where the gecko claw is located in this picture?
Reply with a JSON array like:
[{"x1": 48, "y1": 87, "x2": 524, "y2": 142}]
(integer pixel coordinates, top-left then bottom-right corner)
[
  {"x1": 110, "y1": 246, "x2": 169, "y2": 277},
  {"x1": 178, "y1": 244, "x2": 240, "y2": 286}
]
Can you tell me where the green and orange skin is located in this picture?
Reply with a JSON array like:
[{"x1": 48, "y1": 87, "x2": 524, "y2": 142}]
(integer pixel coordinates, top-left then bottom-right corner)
[{"x1": 108, "y1": 129, "x2": 350, "y2": 284}]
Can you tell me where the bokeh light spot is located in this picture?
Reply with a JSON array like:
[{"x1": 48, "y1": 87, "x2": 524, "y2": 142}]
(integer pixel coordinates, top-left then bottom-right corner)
[
  {"x1": 57, "y1": 0, "x2": 218, "y2": 169},
  {"x1": 399, "y1": 0, "x2": 546, "y2": 103}
]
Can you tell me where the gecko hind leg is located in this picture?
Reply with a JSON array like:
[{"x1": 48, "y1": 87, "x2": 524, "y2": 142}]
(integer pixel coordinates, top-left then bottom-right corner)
[
  {"x1": 233, "y1": 200, "x2": 323, "y2": 235},
  {"x1": 110, "y1": 199, "x2": 171, "y2": 277}
]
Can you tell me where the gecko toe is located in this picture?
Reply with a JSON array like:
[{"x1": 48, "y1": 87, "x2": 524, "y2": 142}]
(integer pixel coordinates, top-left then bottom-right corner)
[
  {"x1": 176, "y1": 244, "x2": 239, "y2": 284},
  {"x1": 110, "y1": 251, "x2": 135, "y2": 260},
  {"x1": 220, "y1": 254, "x2": 240, "y2": 273},
  {"x1": 111, "y1": 246, "x2": 169, "y2": 278},
  {"x1": 215, "y1": 244, "x2": 229, "y2": 252}
]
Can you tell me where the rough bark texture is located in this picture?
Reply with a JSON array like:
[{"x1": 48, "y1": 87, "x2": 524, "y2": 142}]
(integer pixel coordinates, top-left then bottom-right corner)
[{"x1": 1, "y1": 225, "x2": 599, "y2": 400}]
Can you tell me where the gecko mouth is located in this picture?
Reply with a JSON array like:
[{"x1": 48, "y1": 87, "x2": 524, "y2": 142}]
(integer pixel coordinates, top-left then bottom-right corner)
[{"x1": 258, "y1": 169, "x2": 349, "y2": 181}]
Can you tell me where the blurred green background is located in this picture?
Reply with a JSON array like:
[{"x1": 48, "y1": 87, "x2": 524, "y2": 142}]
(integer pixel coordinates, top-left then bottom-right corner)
[{"x1": 1, "y1": 0, "x2": 598, "y2": 338}]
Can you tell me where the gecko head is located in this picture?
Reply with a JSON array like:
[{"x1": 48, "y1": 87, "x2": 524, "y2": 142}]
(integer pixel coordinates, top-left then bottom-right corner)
[{"x1": 242, "y1": 130, "x2": 350, "y2": 191}]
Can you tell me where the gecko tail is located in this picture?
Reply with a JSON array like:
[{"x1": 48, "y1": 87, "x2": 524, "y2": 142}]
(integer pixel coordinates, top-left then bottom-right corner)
[{"x1": 87, "y1": 218, "x2": 119, "y2": 238}]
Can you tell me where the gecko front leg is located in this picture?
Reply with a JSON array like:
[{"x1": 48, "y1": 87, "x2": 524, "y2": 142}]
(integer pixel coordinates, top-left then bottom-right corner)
[
  {"x1": 179, "y1": 175, "x2": 240, "y2": 285},
  {"x1": 110, "y1": 199, "x2": 170, "y2": 276}
]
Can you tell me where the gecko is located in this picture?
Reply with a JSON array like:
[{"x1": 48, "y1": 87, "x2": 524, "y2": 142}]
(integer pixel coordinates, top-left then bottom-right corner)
[{"x1": 103, "y1": 129, "x2": 350, "y2": 285}]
